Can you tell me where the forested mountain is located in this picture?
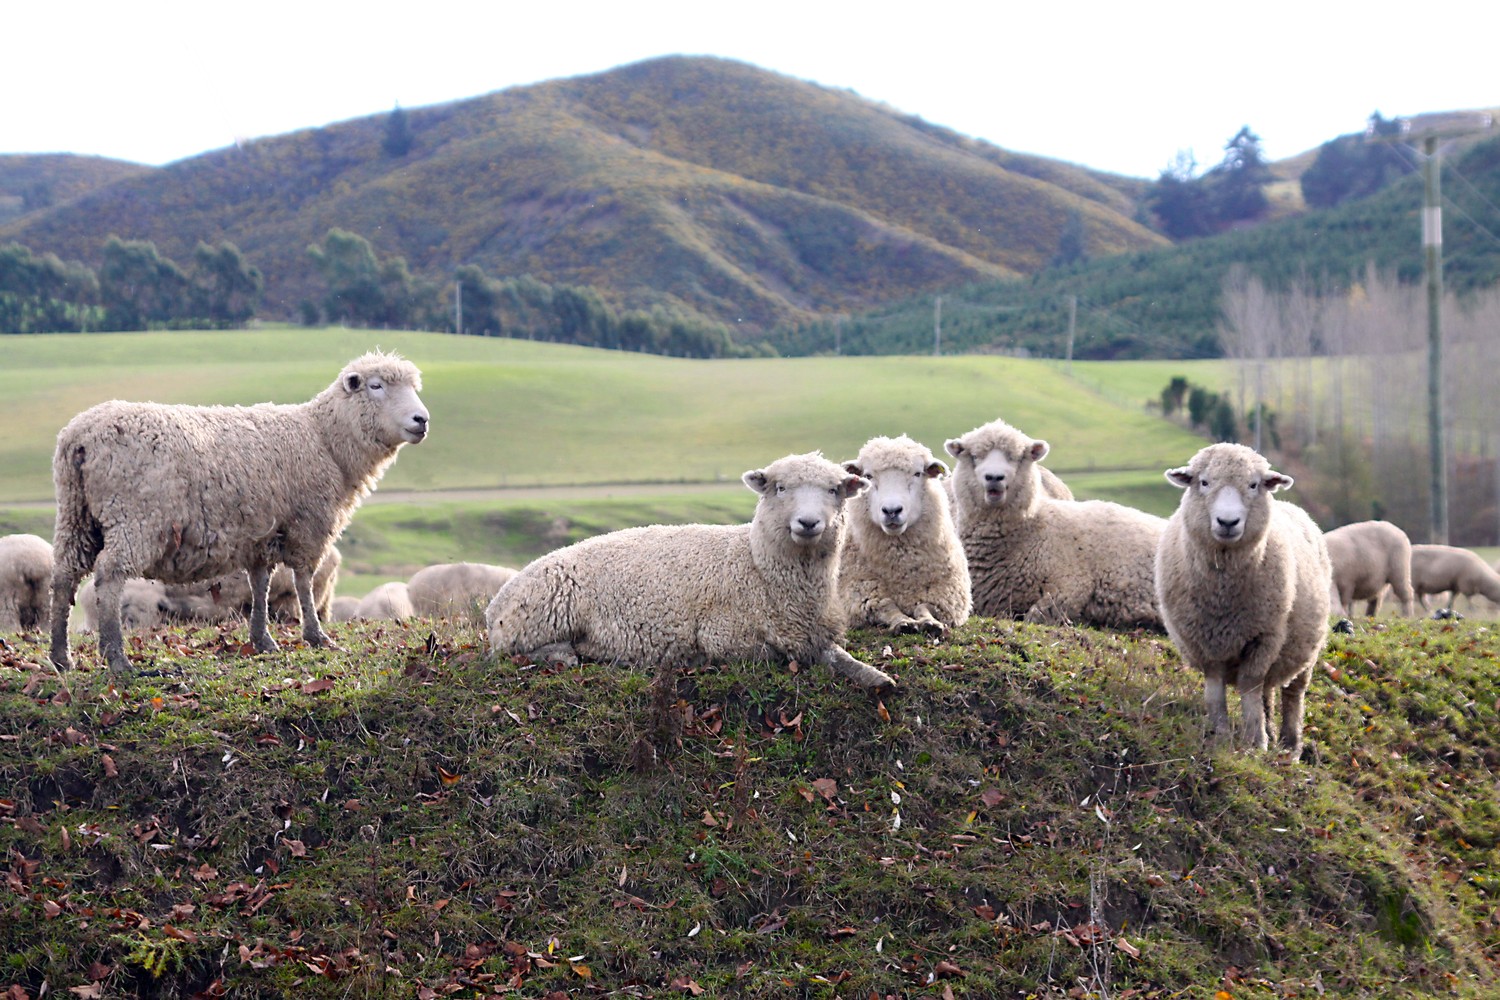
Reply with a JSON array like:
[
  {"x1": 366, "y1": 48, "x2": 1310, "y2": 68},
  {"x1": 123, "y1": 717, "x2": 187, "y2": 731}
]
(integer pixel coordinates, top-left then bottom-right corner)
[
  {"x1": 768, "y1": 131, "x2": 1500, "y2": 359},
  {"x1": 0, "y1": 154, "x2": 151, "y2": 225},
  {"x1": 0, "y1": 56, "x2": 1165, "y2": 333}
]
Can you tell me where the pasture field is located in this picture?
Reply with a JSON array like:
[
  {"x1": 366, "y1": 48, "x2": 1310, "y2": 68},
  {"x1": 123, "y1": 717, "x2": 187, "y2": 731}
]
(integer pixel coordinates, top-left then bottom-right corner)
[{"x1": 1, "y1": 327, "x2": 1229, "y2": 592}]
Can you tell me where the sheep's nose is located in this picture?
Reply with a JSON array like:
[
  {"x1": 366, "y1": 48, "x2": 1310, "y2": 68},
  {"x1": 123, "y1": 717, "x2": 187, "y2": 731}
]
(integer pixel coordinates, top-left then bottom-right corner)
[
  {"x1": 797, "y1": 517, "x2": 822, "y2": 532},
  {"x1": 984, "y1": 472, "x2": 1006, "y2": 483},
  {"x1": 882, "y1": 503, "x2": 904, "y2": 518},
  {"x1": 1216, "y1": 516, "x2": 1240, "y2": 531},
  {"x1": 412, "y1": 413, "x2": 428, "y2": 427}
]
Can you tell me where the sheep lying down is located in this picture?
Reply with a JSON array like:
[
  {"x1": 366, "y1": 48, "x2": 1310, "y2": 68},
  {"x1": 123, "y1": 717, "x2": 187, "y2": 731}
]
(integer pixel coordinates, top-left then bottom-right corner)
[{"x1": 487, "y1": 452, "x2": 893, "y2": 689}]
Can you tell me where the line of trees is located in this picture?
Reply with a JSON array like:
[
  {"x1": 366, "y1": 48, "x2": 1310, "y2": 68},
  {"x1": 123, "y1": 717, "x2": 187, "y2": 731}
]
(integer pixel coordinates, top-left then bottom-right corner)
[
  {"x1": 3, "y1": 227, "x2": 764, "y2": 358},
  {"x1": 1215, "y1": 264, "x2": 1499, "y2": 544},
  {"x1": 303, "y1": 228, "x2": 767, "y2": 358},
  {"x1": 0, "y1": 237, "x2": 262, "y2": 332}
]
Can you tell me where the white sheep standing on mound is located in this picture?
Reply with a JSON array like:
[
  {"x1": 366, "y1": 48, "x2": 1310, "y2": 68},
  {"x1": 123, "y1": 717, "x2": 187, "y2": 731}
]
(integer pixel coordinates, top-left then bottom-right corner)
[
  {"x1": 944, "y1": 418, "x2": 1165, "y2": 628},
  {"x1": 1323, "y1": 520, "x2": 1415, "y2": 617},
  {"x1": 838, "y1": 435, "x2": 970, "y2": 635},
  {"x1": 49, "y1": 351, "x2": 429, "y2": 673},
  {"x1": 486, "y1": 451, "x2": 894, "y2": 689},
  {"x1": 1155, "y1": 444, "x2": 1331, "y2": 754},
  {"x1": 0, "y1": 533, "x2": 54, "y2": 632}
]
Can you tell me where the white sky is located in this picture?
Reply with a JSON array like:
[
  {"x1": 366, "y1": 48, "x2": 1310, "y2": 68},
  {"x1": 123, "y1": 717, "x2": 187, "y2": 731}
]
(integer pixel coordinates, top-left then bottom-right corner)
[{"x1": 5, "y1": 1, "x2": 1497, "y2": 179}]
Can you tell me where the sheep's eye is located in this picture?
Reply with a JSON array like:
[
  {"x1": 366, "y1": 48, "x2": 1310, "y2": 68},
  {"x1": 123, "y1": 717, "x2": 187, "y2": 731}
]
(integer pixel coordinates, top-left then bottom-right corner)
[
  {"x1": 1199, "y1": 478, "x2": 1210, "y2": 488},
  {"x1": 775, "y1": 484, "x2": 785, "y2": 495},
  {"x1": 1248, "y1": 481, "x2": 1259, "y2": 491},
  {"x1": 368, "y1": 380, "x2": 383, "y2": 391}
]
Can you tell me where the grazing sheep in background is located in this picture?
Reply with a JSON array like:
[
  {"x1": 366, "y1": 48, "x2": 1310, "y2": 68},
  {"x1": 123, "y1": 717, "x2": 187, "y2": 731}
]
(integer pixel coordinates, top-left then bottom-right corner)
[
  {"x1": 163, "y1": 547, "x2": 342, "y2": 624},
  {"x1": 944, "y1": 418, "x2": 1164, "y2": 628},
  {"x1": 1409, "y1": 544, "x2": 1500, "y2": 611},
  {"x1": 329, "y1": 595, "x2": 361, "y2": 622},
  {"x1": 407, "y1": 562, "x2": 518, "y2": 619},
  {"x1": 49, "y1": 350, "x2": 428, "y2": 673},
  {"x1": 839, "y1": 435, "x2": 970, "y2": 635},
  {"x1": 76, "y1": 577, "x2": 170, "y2": 633},
  {"x1": 1324, "y1": 520, "x2": 1415, "y2": 617},
  {"x1": 1155, "y1": 444, "x2": 1331, "y2": 755},
  {"x1": 0, "y1": 534, "x2": 54, "y2": 632},
  {"x1": 487, "y1": 451, "x2": 893, "y2": 689},
  {"x1": 355, "y1": 581, "x2": 415, "y2": 621}
]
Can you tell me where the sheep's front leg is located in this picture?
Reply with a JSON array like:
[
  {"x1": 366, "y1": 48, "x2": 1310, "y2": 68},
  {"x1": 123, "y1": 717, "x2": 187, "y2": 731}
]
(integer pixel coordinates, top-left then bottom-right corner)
[
  {"x1": 94, "y1": 573, "x2": 136, "y2": 673},
  {"x1": 247, "y1": 565, "x2": 280, "y2": 654},
  {"x1": 1201, "y1": 667, "x2": 1233, "y2": 746},
  {"x1": 1276, "y1": 665, "x2": 1312, "y2": 757},
  {"x1": 821, "y1": 645, "x2": 895, "y2": 689},
  {"x1": 866, "y1": 596, "x2": 929, "y2": 636},
  {"x1": 48, "y1": 571, "x2": 81, "y2": 671},
  {"x1": 294, "y1": 568, "x2": 334, "y2": 648},
  {"x1": 910, "y1": 603, "x2": 949, "y2": 637}
]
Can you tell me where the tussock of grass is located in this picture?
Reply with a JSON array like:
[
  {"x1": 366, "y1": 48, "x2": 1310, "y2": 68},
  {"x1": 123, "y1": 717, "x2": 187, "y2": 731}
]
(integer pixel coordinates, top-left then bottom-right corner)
[{"x1": 1, "y1": 615, "x2": 1496, "y2": 998}]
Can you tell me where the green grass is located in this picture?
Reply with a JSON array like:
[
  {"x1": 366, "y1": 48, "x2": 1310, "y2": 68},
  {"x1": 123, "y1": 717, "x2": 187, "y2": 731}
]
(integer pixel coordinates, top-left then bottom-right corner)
[
  {"x1": 1, "y1": 613, "x2": 1496, "y2": 998},
  {"x1": 0, "y1": 328, "x2": 1240, "y2": 594},
  {"x1": 0, "y1": 328, "x2": 1218, "y2": 503}
]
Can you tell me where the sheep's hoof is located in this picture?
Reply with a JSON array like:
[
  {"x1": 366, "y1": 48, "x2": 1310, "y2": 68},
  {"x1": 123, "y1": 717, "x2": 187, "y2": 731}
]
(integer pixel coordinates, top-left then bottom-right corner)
[
  {"x1": 305, "y1": 631, "x2": 336, "y2": 649},
  {"x1": 532, "y1": 643, "x2": 579, "y2": 669},
  {"x1": 252, "y1": 636, "x2": 281, "y2": 655},
  {"x1": 861, "y1": 668, "x2": 897, "y2": 690},
  {"x1": 916, "y1": 619, "x2": 948, "y2": 638},
  {"x1": 1331, "y1": 618, "x2": 1354, "y2": 634}
]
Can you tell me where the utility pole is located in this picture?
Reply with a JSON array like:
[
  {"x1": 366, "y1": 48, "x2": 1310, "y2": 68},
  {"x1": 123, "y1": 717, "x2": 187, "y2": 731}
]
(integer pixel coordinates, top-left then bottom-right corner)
[
  {"x1": 454, "y1": 279, "x2": 463, "y2": 336},
  {"x1": 1372, "y1": 111, "x2": 1493, "y2": 542},
  {"x1": 933, "y1": 295, "x2": 942, "y2": 356},
  {"x1": 1065, "y1": 294, "x2": 1076, "y2": 374},
  {"x1": 1422, "y1": 133, "x2": 1446, "y2": 543}
]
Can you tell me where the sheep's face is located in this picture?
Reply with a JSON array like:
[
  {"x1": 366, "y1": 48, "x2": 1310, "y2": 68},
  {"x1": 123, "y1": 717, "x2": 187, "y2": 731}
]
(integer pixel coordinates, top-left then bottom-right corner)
[
  {"x1": 744, "y1": 454, "x2": 867, "y2": 548},
  {"x1": 1165, "y1": 444, "x2": 1292, "y2": 547},
  {"x1": 945, "y1": 433, "x2": 1047, "y2": 507},
  {"x1": 342, "y1": 369, "x2": 430, "y2": 446},
  {"x1": 845, "y1": 451, "x2": 946, "y2": 535}
]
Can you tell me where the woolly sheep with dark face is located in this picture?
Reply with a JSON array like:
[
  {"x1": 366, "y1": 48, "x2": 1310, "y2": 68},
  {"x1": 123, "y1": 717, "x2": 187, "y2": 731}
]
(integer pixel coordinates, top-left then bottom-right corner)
[
  {"x1": 1155, "y1": 444, "x2": 1331, "y2": 755},
  {"x1": 945, "y1": 418, "x2": 1164, "y2": 629},
  {"x1": 486, "y1": 451, "x2": 893, "y2": 689},
  {"x1": 49, "y1": 351, "x2": 428, "y2": 673},
  {"x1": 839, "y1": 435, "x2": 970, "y2": 636}
]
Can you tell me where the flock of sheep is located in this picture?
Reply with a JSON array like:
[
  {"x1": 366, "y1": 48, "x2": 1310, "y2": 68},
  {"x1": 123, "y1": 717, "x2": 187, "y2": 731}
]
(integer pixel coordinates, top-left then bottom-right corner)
[{"x1": 2, "y1": 351, "x2": 1498, "y2": 756}]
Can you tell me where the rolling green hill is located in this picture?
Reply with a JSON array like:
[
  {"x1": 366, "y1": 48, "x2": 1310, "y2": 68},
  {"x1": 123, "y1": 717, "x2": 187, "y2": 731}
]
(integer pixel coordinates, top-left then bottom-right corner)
[
  {"x1": 0, "y1": 328, "x2": 1219, "y2": 505},
  {"x1": 0, "y1": 329, "x2": 1228, "y2": 588},
  {"x1": 0, "y1": 56, "x2": 1165, "y2": 334}
]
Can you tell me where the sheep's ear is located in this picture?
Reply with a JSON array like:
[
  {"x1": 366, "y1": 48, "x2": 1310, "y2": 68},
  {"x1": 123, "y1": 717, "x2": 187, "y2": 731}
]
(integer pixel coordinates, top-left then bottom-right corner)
[
  {"x1": 1264, "y1": 471, "x2": 1294, "y2": 492},
  {"x1": 1028, "y1": 440, "x2": 1050, "y2": 462},
  {"x1": 742, "y1": 470, "x2": 770, "y2": 495},
  {"x1": 924, "y1": 459, "x2": 948, "y2": 479},
  {"x1": 943, "y1": 438, "x2": 965, "y2": 459},
  {"x1": 343, "y1": 372, "x2": 364, "y2": 394},
  {"x1": 842, "y1": 461, "x2": 865, "y2": 478},
  {"x1": 1165, "y1": 466, "x2": 1194, "y2": 489},
  {"x1": 841, "y1": 474, "x2": 870, "y2": 498}
]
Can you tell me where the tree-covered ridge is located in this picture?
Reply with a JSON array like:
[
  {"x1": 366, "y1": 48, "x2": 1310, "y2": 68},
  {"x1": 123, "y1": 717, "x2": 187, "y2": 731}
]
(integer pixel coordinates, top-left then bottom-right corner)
[
  {"x1": 0, "y1": 154, "x2": 151, "y2": 226},
  {"x1": 768, "y1": 132, "x2": 1500, "y2": 360},
  {"x1": 0, "y1": 56, "x2": 1166, "y2": 335}
]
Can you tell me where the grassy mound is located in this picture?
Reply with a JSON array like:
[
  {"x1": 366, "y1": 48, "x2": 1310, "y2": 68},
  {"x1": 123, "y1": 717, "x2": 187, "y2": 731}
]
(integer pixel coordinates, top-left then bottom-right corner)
[{"x1": 2, "y1": 615, "x2": 1497, "y2": 998}]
